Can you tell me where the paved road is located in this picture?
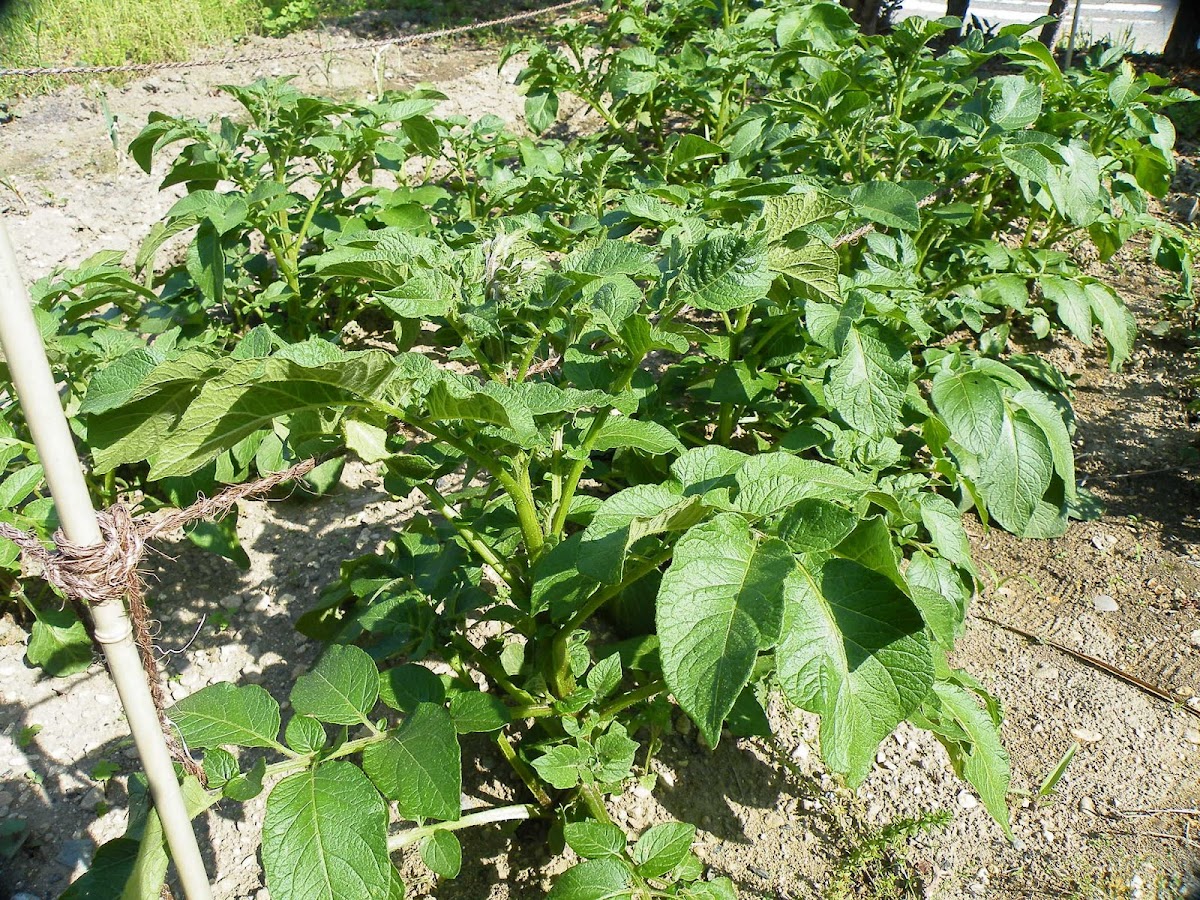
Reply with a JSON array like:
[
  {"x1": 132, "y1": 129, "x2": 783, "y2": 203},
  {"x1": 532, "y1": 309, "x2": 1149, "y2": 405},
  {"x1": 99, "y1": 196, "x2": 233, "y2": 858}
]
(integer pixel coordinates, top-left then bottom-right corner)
[{"x1": 897, "y1": 0, "x2": 1179, "y2": 53}]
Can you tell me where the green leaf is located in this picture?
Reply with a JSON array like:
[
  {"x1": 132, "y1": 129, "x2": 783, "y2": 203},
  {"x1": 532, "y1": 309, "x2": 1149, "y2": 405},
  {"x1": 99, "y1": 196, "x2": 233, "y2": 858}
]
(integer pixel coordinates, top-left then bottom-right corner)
[
  {"x1": 825, "y1": 323, "x2": 910, "y2": 439},
  {"x1": 201, "y1": 748, "x2": 239, "y2": 789},
  {"x1": 59, "y1": 838, "x2": 139, "y2": 899},
  {"x1": 563, "y1": 821, "x2": 627, "y2": 859},
  {"x1": 676, "y1": 233, "x2": 772, "y2": 311},
  {"x1": 223, "y1": 756, "x2": 267, "y2": 802},
  {"x1": 548, "y1": 858, "x2": 635, "y2": 900},
  {"x1": 905, "y1": 550, "x2": 969, "y2": 648},
  {"x1": 767, "y1": 241, "x2": 840, "y2": 304},
  {"x1": 168, "y1": 682, "x2": 281, "y2": 749},
  {"x1": 449, "y1": 692, "x2": 512, "y2": 734},
  {"x1": 773, "y1": 498, "x2": 858, "y2": 553},
  {"x1": 930, "y1": 682, "x2": 1012, "y2": 837},
  {"x1": 148, "y1": 351, "x2": 396, "y2": 478},
  {"x1": 760, "y1": 192, "x2": 840, "y2": 243},
  {"x1": 183, "y1": 517, "x2": 250, "y2": 569},
  {"x1": 525, "y1": 90, "x2": 559, "y2": 133},
  {"x1": 1084, "y1": 282, "x2": 1136, "y2": 369},
  {"x1": 579, "y1": 484, "x2": 706, "y2": 584},
  {"x1": 918, "y1": 493, "x2": 975, "y2": 575},
  {"x1": 1011, "y1": 389, "x2": 1075, "y2": 500},
  {"x1": 930, "y1": 370, "x2": 1005, "y2": 457},
  {"x1": 987, "y1": 76, "x2": 1042, "y2": 130},
  {"x1": 657, "y1": 514, "x2": 791, "y2": 746},
  {"x1": 849, "y1": 182, "x2": 920, "y2": 231},
  {"x1": 975, "y1": 406, "x2": 1054, "y2": 533},
  {"x1": 291, "y1": 645, "x2": 379, "y2": 727},
  {"x1": 733, "y1": 453, "x2": 867, "y2": 518},
  {"x1": 362, "y1": 703, "x2": 461, "y2": 821},
  {"x1": 531, "y1": 744, "x2": 587, "y2": 790},
  {"x1": 186, "y1": 221, "x2": 225, "y2": 308},
  {"x1": 777, "y1": 558, "x2": 934, "y2": 785},
  {"x1": 586, "y1": 653, "x2": 623, "y2": 700},
  {"x1": 285, "y1": 716, "x2": 327, "y2": 755},
  {"x1": 26, "y1": 608, "x2": 92, "y2": 676},
  {"x1": 590, "y1": 417, "x2": 683, "y2": 456},
  {"x1": 420, "y1": 830, "x2": 463, "y2": 879},
  {"x1": 262, "y1": 762, "x2": 392, "y2": 900},
  {"x1": 379, "y1": 664, "x2": 446, "y2": 713},
  {"x1": 0, "y1": 464, "x2": 42, "y2": 509},
  {"x1": 633, "y1": 822, "x2": 695, "y2": 878},
  {"x1": 594, "y1": 722, "x2": 638, "y2": 784}
]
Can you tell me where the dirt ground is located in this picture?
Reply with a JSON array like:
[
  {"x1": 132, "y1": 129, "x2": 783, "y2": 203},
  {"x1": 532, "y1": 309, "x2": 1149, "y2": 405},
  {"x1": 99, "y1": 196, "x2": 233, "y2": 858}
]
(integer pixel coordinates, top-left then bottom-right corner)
[{"x1": 1, "y1": 19, "x2": 1199, "y2": 900}]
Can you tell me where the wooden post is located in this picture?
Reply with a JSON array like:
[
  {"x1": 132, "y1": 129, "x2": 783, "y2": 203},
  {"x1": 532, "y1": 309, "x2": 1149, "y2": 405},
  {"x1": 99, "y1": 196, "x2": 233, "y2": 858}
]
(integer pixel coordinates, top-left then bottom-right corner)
[{"x1": 0, "y1": 221, "x2": 213, "y2": 899}]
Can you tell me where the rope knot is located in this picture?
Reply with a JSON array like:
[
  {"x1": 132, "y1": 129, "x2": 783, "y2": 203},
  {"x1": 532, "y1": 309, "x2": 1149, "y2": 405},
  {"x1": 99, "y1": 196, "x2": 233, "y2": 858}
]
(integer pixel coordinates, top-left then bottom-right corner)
[{"x1": 43, "y1": 504, "x2": 145, "y2": 606}]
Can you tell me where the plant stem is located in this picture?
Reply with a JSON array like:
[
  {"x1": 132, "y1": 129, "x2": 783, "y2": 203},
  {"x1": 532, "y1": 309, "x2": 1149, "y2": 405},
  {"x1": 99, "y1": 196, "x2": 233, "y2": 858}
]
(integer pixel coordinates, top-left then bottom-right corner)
[
  {"x1": 598, "y1": 679, "x2": 667, "y2": 720},
  {"x1": 496, "y1": 732, "x2": 553, "y2": 808},
  {"x1": 388, "y1": 804, "x2": 542, "y2": 851},
  {"x1": 417, "y1": 483, "x2": 519, "y2": 588},
  {"x1": 577, "y1": 782, "x2": 613, "y2": 824}
]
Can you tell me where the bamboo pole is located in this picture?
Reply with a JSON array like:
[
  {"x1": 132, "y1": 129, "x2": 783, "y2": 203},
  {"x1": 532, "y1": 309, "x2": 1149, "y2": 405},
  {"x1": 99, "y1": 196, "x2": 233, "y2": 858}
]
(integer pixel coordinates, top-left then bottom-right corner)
[
  {"x1": 0, "y1": 221, "x2": 213, "y2": 899},
  {"x1": 1063, "y1": 0, "x2": 1084, "y2": 68}
]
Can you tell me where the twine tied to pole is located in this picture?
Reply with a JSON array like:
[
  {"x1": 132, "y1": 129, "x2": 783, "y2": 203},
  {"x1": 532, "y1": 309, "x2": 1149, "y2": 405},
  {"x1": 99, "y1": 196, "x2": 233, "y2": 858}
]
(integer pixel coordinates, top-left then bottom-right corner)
[{"x1": 0, "y1": 458, "x2": 317, "y2": 777}]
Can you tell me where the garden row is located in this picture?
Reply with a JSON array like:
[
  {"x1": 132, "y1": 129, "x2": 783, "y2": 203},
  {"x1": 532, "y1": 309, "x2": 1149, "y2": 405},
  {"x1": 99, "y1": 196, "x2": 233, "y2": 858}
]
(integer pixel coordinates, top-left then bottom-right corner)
[{"x1": 2, "y1": 1, "x2": 1194, "y2": 897}]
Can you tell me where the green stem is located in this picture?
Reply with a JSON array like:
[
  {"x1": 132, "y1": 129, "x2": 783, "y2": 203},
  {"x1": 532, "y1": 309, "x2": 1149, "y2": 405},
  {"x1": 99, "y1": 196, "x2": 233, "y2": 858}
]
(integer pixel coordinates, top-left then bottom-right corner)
[
  {"x1": 550, "y1": 549, "x2": 673, "y2": 698},
  {"x1": 388, "y1": 804, "x2": 542, "y2": 851},
  {"x1": 577, "y1": 782, "x2": 613, "y2": 825},
  {"x1": 417, "y1": 483, "x2": 519, "y2": 589},
  {"x1": 496, "y1": 732, "x2": 553, "y2": 808},
  {"x1": 598, "y1": 679, "x2": 667, "y2": 720}
]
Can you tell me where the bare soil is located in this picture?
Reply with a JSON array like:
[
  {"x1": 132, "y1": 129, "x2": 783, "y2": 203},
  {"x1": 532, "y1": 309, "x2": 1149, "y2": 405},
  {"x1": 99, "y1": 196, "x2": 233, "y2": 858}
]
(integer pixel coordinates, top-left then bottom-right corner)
[{"x1": 1, "y1": 23, "x2": 1199, "y2": 900}]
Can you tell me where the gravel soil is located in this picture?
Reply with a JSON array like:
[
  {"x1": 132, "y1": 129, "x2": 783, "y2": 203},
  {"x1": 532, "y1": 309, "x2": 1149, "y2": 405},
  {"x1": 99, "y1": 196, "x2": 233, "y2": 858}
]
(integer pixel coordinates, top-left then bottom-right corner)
[{"x1": 1, "y1": 22, "x2": 1199, "y2": 900}]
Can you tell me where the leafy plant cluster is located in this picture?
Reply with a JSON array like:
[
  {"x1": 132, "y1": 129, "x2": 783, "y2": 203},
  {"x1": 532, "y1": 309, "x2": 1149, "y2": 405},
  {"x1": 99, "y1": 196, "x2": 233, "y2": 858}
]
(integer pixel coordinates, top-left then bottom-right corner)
[{"x1": 2, "y1": 1, "x2": 1194, "y2": 896}]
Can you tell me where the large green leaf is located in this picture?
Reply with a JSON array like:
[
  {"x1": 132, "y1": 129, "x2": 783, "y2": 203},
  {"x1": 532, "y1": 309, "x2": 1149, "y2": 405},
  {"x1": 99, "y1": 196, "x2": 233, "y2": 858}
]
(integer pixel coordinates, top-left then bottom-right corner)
[
  {"x1": 777, "y1": 558, "x2": 934, "y2": 785},
  {"x1": 848, "y1": 182, "x2": 920, "y2": 231},
  {"x1": 986, "y1": 76, "x2": 1042, "y2": 131},
  {"x1": 928, "y1": 681, "x2": 1012, "y2": 837},
  {"x1": 26, "y1": 608, "x2": 92, "y2": 677},
  {"x1": 262, "y1": 762, "x2": 392, "y2": 900},
  {"x1": 733, "y1": 453, "x2": 867, "y2": 518},
  {"x1": 975, "y1": 406, "x2": 1054, "y2": 533},
  {"x1": 767, "y1": 241, "x2": 840, "y2": 304},
  {"x1": 148, "y1": 351, "x2": 396, "y2": 478},
  {"x1": 362, "y1": 702, "x2": 461, "y2": 821},
  {"x1": 168, "y1": 682, "x2": 281, "y2": 749},
  {"x1": 657, "y1": 514, "x2": 791, "y2": 746},
  {"x1": 291, "y1": 645, "x2": 380, "y2": 727},
  {"x1": 825, "y1": 323, "x2": 910, "y2": 439},
  {"x1": 548, "y1": 859, "x2": 635, "y2": 900},
  {"x1": 675, "y1": 233, "x2": 772, "y2": 311},
  {"x1": 930, "y1": 370, "x2": 1005, "y2": 458},
  {"x1": 578, "y1": 484, "x2": 707, "y2": 583}
]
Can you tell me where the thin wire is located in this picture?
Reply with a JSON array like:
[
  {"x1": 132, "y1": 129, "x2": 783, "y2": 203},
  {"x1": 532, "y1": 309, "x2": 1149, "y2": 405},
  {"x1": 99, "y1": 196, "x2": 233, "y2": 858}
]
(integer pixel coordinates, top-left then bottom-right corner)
[{"x1": 0, "y1": 0, "x2": 593, "y2": 79}]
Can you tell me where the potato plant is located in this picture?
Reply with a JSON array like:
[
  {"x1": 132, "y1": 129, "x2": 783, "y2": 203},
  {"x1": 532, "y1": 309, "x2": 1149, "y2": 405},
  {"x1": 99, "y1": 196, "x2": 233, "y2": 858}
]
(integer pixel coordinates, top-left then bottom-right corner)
[{"x1": 2, "y1": 1, "x2": 1195, "y2": 897}]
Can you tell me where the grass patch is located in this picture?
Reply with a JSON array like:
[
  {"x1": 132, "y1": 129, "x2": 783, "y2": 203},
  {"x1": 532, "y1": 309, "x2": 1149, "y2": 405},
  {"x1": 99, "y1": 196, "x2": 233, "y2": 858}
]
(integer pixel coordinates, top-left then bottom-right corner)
[
  {"x1": 0, "y1": 0, "x2": 546, "y2": 99},
  {"x1": 0, "y1": 0, "x2": 263, "y2": 75}
]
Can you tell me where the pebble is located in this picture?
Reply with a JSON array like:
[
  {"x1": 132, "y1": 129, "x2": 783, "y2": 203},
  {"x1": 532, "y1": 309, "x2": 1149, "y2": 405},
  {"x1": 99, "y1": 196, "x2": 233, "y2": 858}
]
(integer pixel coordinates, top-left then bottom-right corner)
[
  {"x1": 675, "y1": 715, "x2": 692, "y2": 736},
  {"x1": 1190, "y1": 630, "x2": 1200, "y2": 649},
  {"x1": 219, "y1": 594, "x2": 243, "y2": 611},
  {"x1": 1183, "y1": 728, "x2": 1200, "y2": 746},
  {"x1": 56, "y1": 838, "x2": 92, "y2": 868},
  {"x1": 1071, "y1": 727, "x2": 1103, "y2": 743},
  {"x1": 956, "y1": 790, "x2": 979, "y2": 810},
  {"x1": 1092, "y1": 595, "x2": 1119, "y2": 613},
  {"x1": 1079, "y1": 796, "x2": 1096, "y2": 814},
  {"x1": 79, "y1": 786, "x2": 105, "y2": 809}
]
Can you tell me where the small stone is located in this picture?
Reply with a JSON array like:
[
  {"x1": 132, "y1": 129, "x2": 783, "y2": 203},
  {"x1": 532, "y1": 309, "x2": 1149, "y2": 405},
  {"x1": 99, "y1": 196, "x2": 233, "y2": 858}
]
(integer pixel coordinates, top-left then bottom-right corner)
[
  {"x1": 1190, "y1": 630, "x2": 1200, "y2": 649},
  {"x1": 1091, "y1": 534, "x2": 1116, "y2": 552},
  {"x1": 956, "y1": 790, "x2": 979, "y2": 810},
  {"x1": 968, "y1": 884, "x2": 986, "y2": 896},
  {"x1": 1079, "y1": 796, "x2": 1096, "y2": 814},
  {"x1": 631, "y1": 785, "x2": 652, "y2": 800},
  {"x1": 1071, "y1": 727, "x2": 1103, "y2": 743},
  {"x1": 1183, "y1": 728, "x2": 1200, "y2": 746},
  {"x1": 79, "y1": 786, "x2": 105, "y2": 809},
  {"x1": 1092, "y1": 595, "x2": 1119, "y2": 613},
  {"x1": 218, "y1": 594, "x2": 242, "y2": 611},
  {"x1": 674, "y1": 715, "x2": 692, "y2": 737},
  {"x1": 56, "y1": 838, "x2": 92, "y2": 868}
]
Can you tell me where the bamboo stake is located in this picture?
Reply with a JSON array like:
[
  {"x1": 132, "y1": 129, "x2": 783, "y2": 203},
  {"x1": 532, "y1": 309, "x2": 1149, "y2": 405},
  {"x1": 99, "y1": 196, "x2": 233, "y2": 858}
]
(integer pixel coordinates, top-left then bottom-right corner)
[{"x1": 0, "y1": 221, "x2": 213, "y2": 899}]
